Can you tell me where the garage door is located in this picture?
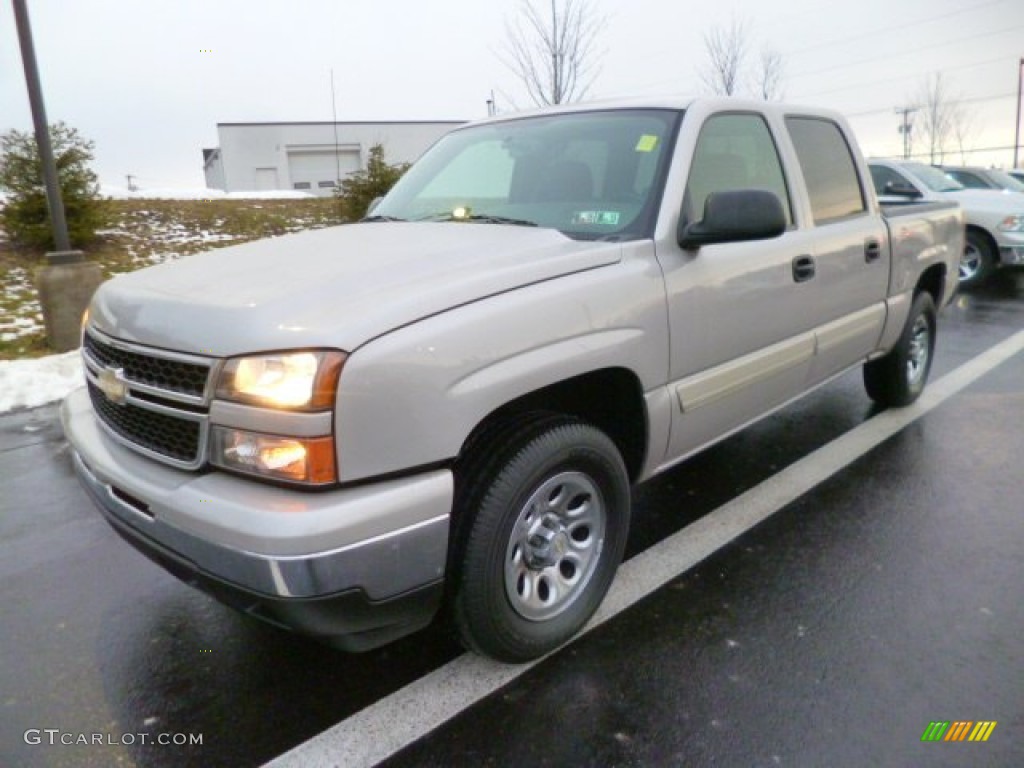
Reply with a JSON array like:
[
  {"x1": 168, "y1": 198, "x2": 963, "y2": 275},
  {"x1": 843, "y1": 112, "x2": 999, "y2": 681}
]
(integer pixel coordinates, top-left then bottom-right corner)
[{"x1": 288, "y1": 150, "x2": 360, "y2": 194}]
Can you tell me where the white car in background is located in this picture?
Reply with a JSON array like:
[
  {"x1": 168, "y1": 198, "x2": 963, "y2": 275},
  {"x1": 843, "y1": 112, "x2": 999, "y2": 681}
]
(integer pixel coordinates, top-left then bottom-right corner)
[
  {"x1": 869, "y1": 159, "x2": 1024, "y2": 287},
  {"x1": 942, "y1": 166, "x2": 1024, "y2": 194}
]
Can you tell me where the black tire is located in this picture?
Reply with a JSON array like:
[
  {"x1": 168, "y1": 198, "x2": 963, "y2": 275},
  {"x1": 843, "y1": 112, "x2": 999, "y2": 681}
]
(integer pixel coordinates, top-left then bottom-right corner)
[
  {"x1": 959, "y1": 229, "x2": 995, "y2": 288},
  {"x1": 451, "y1": 416, "x2": 630, "y2": 662},
  {"x1": 863, "y1": 291, "x2": 936, "y2": 407}
]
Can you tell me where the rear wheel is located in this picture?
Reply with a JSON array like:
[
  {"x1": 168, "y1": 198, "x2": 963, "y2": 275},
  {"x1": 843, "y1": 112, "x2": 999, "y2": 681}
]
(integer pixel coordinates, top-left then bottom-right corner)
[
  {"x1": 864, "y1": 291, "x2": 936, "y2": 407},
  {"x1": 959, "y1": 230, "x2": 995, "y2": 288},
  {"x1": 451, "y1": 416, "x2": 630, "y2": 662}
]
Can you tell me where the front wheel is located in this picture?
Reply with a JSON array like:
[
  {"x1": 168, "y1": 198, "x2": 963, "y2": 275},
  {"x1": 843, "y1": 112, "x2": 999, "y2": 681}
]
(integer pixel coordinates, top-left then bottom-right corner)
[
  {"x1": 451, "y1": 417, "x2": 630, "y2": 662},
  {"x1": 863, "y1": 291, "x2": 936, "y2": 407},
  {"x1": 959, "y1": 230, "x2": 995, "y2": 288}
]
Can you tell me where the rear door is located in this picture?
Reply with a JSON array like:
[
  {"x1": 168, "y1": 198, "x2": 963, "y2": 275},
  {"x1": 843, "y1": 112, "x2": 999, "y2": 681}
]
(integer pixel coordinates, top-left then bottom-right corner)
[{"x1": 784, "y1": 116, "x2": 889, "y2": 383}]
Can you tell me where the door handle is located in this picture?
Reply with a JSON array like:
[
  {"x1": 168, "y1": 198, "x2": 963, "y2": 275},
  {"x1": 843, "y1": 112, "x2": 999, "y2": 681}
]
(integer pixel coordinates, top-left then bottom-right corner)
[
  {"x1": 792, "y1": 255, "x2": 816, "y2": 283},
  {"x1": 865, "y1": 239, "x2": 882, "y2": 262}
]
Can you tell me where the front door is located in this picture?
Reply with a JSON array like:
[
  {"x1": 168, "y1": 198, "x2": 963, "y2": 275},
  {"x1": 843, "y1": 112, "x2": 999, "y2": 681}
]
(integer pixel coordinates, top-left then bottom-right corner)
[{"x1": 655, "y1": 111, "x2": 815, "y2": 469}]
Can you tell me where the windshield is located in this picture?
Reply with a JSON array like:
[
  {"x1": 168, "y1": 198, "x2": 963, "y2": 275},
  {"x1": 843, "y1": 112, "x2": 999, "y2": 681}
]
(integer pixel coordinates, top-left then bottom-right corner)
[
  {"x1": 987, "y1": 169, "x2": 1024, "y2": 193},
  {"x1": 372, "y1": 109, "x2": 681, "y2": 240},
  {"x1": 905, "y1": 163, "x2": 964, "y2": 192}
]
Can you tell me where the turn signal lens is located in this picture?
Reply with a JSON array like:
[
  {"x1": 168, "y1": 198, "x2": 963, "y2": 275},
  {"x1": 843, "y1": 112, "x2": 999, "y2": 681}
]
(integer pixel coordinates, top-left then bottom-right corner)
[{"x1": 211, "y1": 427, "x2": 336, "y2": 485}]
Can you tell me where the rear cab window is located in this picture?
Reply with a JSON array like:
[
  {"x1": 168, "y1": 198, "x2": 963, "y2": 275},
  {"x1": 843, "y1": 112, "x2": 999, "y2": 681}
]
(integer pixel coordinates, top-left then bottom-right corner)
[{"x1": 785, "y1": 117, "x2": 867, "y2": 225}]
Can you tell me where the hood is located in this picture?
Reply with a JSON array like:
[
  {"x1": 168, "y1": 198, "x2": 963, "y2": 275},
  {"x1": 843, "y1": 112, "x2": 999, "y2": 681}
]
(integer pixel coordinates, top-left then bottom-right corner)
[
  {"x1": 944, "y1": 188, "x2": 1024, "y2": 214},
  {"x1": 89, "y1": 223, "x2": 621, "y2": 356}
]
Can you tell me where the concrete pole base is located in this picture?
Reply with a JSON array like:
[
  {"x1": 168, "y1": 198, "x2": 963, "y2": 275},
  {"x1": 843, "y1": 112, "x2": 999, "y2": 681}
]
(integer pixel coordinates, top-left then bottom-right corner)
[{"x1": 35, "y1": 250, "x2": 104, "y2": 353}]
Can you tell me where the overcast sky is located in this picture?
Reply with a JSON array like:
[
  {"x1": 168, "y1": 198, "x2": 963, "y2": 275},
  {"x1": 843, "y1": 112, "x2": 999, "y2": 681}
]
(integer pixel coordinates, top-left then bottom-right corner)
[{"x1": 2, "y1": 0, "x2": 1022, "y2": 189}]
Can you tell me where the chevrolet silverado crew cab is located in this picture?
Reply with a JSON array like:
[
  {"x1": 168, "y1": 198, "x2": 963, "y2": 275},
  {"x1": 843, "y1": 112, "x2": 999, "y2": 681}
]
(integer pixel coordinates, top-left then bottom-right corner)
[
  {"x1": 63, "y1": 97, "x2": 963, "y2": 662},
  {"x1": 869, "y1": 158, "x2": 1024, "y2": 287}
]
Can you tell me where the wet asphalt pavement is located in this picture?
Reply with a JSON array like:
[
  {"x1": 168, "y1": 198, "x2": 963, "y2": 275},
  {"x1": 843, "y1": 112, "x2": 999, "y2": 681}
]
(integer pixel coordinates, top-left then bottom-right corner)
[{"x1": 1, "y1": 270, "x2": 1022, "y2": 768}]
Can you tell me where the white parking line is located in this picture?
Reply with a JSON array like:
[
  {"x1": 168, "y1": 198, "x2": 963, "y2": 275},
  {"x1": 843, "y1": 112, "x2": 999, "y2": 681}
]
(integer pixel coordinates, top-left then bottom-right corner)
[{"x1": 266, "y1": 328, "x2": 1024, "y2": 768}]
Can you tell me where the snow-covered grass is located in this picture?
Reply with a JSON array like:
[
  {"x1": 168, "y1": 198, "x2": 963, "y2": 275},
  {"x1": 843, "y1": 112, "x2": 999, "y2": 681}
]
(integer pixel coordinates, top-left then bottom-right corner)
[
  {"x1": 0, "y1": 266, "x2": 45, "y2": 346},
  {"x1": 0, "y1": 197, "x2": 344, "y2": 359},
  {"x1": 0, "y1": 350, "x2": 82, "y2": 413},
  {"x1": 100, "y1": 185, "x2": 316, "y2": 200}
]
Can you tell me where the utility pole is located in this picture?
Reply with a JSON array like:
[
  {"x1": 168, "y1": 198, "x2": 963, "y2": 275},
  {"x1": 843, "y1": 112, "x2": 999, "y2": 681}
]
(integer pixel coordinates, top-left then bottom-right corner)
[
  {"x1": 895, "y1": 106, "x2": 918, "y2": 160},
  {"x1": 1014, "y1": 58, "x2": 1023, "y2": 168},
  {"x1": 486, "y1": 90, "x2": 497, "y2": 117},
  {"x1": 330, "y1": 69, "x2": 341, "y2": 187},
  {"x1": 126, "y1": 174, "x2": 137, "y2": 192}
]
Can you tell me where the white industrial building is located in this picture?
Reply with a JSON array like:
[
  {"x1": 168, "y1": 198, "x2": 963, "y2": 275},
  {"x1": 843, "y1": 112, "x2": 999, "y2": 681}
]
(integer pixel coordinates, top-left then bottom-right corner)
[{"x1": 202, "y1": 121, "x2": 464, "y2": 196}]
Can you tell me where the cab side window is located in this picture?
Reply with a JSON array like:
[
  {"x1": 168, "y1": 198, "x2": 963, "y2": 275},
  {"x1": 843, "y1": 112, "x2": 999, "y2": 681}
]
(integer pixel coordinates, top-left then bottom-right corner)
[
  {"x1": 786, "y1": 117, "x2": 867, "y2": 224},
  {"x1": 685, "y1": 113, "x2": 793, "y2": 226}
]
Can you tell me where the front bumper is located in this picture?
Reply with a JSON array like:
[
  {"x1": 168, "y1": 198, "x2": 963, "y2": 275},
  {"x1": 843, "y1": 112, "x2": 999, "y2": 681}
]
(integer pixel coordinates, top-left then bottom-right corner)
[
  {"x1": 61, "y1": 387, "x2": 453, "y2": 651},
  {"x1": 998, "y1": 245, "x2": 1024, "y2": 265}
]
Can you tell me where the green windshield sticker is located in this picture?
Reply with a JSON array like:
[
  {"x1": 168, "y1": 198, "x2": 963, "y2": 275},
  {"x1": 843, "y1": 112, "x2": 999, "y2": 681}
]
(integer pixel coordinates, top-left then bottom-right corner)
[
  {"x1": 635, "y1": 134, "x2": 659, "y2": 152},
  {"x1": 573, "y1": 211, "x2": 621, "y2": 226}
]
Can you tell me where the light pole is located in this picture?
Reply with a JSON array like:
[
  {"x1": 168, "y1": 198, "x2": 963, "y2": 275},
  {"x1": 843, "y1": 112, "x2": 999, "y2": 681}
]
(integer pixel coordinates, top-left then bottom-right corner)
[
  {"x1": 12, "y1": 0, "x2": 103, "y2": 352},
  {"x1": 12, "y1": 0, "x2": 71, "y2": 256}
]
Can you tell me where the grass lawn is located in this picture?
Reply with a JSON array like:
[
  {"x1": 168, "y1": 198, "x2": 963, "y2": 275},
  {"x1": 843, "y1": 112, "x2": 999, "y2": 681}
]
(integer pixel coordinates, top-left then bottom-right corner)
[{"x1": 0, "y1": 197, "x2": 345, "y2": 360}]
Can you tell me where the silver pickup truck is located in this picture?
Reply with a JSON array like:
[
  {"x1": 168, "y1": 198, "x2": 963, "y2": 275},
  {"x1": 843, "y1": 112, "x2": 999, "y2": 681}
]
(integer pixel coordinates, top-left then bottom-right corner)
[{"x1": 63, "y1": 97, "x2": 962, "y2": 662}]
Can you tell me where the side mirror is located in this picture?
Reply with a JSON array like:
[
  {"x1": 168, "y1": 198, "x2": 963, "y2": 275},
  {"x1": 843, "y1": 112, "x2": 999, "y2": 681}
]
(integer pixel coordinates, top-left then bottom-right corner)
[
  {"x1": 678, "y1": 189, "x2": 786, "y2": 249},
  {"x1": 883, "y1": 180, "x2": 922, "y2": 199}
]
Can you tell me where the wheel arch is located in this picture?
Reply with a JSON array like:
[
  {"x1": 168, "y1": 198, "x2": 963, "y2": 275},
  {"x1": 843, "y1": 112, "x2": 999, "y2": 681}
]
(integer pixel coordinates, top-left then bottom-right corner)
[
  {"x1": 915, "y1": 262, "x2": 947, "y2": 306},
  {"x1": 455, "y1": 367, "x2": 649, "y2": 485}
]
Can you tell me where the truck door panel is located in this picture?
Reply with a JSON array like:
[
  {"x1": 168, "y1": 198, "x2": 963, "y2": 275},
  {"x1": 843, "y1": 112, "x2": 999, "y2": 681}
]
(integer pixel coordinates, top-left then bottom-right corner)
[
  {"x1": 783, "y1": 116, "x2": 889, "y2": 384},
  {"x1": 657, "y1": 112, "x2": 812, "y2": 464}
]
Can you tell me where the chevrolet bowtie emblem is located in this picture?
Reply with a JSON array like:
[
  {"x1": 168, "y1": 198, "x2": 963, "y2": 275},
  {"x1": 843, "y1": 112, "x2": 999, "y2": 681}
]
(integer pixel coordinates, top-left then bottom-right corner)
[{"x1": 98, "y1": 367, "x2": 129, "y2": 405}]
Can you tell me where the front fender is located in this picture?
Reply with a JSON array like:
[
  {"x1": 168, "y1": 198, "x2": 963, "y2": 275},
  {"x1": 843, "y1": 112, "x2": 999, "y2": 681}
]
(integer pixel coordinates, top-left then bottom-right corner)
[{"x1": 334, "y1": 243, "x2": 668, "y2": 483}]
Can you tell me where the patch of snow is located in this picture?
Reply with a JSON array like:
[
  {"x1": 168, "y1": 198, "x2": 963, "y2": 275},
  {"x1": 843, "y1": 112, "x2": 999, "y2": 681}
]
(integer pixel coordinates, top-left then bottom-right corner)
[
  {"x1": 225, "y1": 190, "x2": 317, "y2": 200},
  {"x1": 101, "y1": 185, "x2": 315, "y2": 200},
  {"x1": 0, "y1": 350, "x2": 83, "y2": 413}
]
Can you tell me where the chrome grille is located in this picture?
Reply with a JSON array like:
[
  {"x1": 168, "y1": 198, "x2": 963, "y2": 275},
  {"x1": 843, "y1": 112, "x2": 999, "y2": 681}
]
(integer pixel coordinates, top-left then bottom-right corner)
[
  {"x1": 88, "y1": 382, "x2": 201, "y2": 463},
  {"x1": 83, "y1": 331, "x2": 209, "y2": 398},
  {"x1": 82, "y1": 327, "x2": 215, "y2": 470}
]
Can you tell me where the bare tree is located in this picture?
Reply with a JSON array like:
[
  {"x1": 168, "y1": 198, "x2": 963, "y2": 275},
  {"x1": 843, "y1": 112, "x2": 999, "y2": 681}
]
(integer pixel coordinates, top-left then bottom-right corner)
[
  {"x1": 502, "y1": 0, "x2": 606, "y2": 106},
  {"x1": 949, "y1": 103, "x2": 976, "y2": 165},
  {"x1": 753, "y1": 47, "x2": 785, "y2": 101},
  {"x1": 700, "y1": 18, "x2": 748, "y2": 96},
  {"x1": 916, "y1": 73, "x2": 957, "y2": 164}
]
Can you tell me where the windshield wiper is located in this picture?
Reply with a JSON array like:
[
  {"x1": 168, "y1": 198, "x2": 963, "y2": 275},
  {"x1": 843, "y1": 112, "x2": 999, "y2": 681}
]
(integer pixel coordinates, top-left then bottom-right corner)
[
  {"x1": 416, "y1": 212, "x2": 538, "y2": 227},
  {"x1": 360, "y1": 214, "x2": 406, "y2": 222}
]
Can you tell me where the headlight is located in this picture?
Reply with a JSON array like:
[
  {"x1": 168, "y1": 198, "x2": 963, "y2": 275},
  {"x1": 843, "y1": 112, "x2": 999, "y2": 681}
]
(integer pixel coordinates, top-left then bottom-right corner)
[
  {"x1": 998, "y1": 215, "x2": 1024, "y2": 232},
  {"x1": 216, "y1": 350, "x2": 345, "y2": 410},
  {"x1": 211, "y1": 427, "x2": 336, "y2": 485}
]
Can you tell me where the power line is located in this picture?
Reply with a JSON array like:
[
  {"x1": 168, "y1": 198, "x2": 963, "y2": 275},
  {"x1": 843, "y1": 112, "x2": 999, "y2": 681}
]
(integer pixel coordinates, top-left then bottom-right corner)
[
  {"x1": 845, "y1": 91, "x2": 1017, "y2": 119},
  {"x1": 796, "y1": 54, "x2": 1017, "y2": 101},
  {"x1": 782, "y1": 0, "x2": 1008, "y2": 58},
  {"x1": 877, "y1": 143, "x2": 1024, "y2": 162},
  {"x1": 787, "y1": 23, "x2": 1024, "y2": 82}
]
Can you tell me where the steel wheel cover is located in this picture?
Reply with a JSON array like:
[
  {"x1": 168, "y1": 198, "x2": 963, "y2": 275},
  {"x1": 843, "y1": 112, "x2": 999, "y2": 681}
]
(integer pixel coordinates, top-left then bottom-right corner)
[
  {"x1": 960, "y1": 243, "x2": 981, "y2": 281},
  {"x1": 504, "y1": 471, "x2": 606, "y2": 622},
  {"x1": 906, "y1": 314, "x2": 931, "y2": 386}
]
